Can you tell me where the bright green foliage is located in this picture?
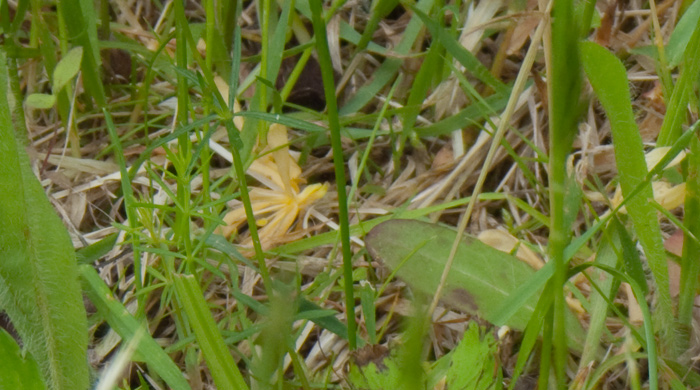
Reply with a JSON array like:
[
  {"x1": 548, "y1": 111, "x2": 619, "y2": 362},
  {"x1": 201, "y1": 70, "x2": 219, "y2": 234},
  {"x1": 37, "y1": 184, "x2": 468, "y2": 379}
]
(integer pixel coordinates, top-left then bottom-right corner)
[
  {"x1": 666, "y1": 0, "x2": 700, "y2": 67},
  {"x1": 347, "y1": 323, "x2": 502, "y2": 390},
  {"x1": 52, "y1": 47, "x2": 83, "y2": 93},
  {"x1": 0, "y1": 329, "x2": 46, "y2": 390},
  {"x1": 0, "y1": 48, "x2": 89, "y2": 390},
  {"x1": 25, "y1": 46, "x2": 83, "y2": 109},
  {"x1": 447, "y1": 323, "x2": 502, "y2": 390},
  {"x1": 347, "y1": 352, "x2": 407, "y2": 390}
]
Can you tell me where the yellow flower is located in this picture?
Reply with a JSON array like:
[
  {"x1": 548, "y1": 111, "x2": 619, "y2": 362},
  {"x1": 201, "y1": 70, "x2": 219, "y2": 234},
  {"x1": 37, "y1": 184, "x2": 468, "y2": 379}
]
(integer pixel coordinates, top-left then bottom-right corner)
[
  {"x1": 610, "y1": 146, "x2": 686, "y2": 213},
  {"x1": 218, "y1": 123, "x2": 327, "y2": 249}
]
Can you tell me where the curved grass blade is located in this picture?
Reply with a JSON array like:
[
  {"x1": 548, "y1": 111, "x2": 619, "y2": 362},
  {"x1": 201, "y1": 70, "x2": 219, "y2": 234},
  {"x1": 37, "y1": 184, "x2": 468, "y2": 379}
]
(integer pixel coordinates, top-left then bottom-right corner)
[
  {"x1": 580, "y1": 41, "x2": 676, "y2": 353},
  {"x1": 172, "y1": 274, "x2": 249, "y2": 390},
  {"x1": 79, "y1": 266, "x2": 190, "y2": 390},
  {"x1": 0, "y1": 48, "x2": 89, "y2": 390}
]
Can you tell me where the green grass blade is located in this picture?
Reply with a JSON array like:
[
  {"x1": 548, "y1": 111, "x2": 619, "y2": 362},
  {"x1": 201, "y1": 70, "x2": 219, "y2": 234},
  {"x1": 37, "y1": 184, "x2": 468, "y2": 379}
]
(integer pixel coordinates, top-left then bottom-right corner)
[
  {"x1": 79, "y1": 266, "x2": 191, "y2": 390},
  {"x1": 0, "y1": 48, "x2": 89, "y2": 390},
  {"x1": 104, "y1": 110, "x2": 145, "y2": 314},
  {"x1": 411, "y1": 6, "x2": 510, "y2": 97},
  {"x1": 339, "y1": 0, "x2": 435, "y2": 115},
  {"x1": 657, "y1": 11, "x2": 700, "y2": 146},
  {"x1": 580, "y1": 40, "x2": 677, "y2": 353},
  {"x1": 56, "y1": 0, "x2": 105, "y2": 107},
  {"x1": 397, "y1": 39, "x2": 440, "y2": 160},
  {"x1": 309, "y1": 0, "x2": 357, "y2": 349},
  {"x1": 579, "y1": 222, "x2": 623, "y2": 367},
  {"x1": 548, "y1": 1, "x2": 582, "y2": 383},
  {"x1": 666, "y1": 0, "x2": 700, "y2": 68},
  {"x1": 583, "y1": 263, "x2": 659, "y2": 390},
  {"x1": 172, "y1": 274, "x2": 249, "y2": 390}
]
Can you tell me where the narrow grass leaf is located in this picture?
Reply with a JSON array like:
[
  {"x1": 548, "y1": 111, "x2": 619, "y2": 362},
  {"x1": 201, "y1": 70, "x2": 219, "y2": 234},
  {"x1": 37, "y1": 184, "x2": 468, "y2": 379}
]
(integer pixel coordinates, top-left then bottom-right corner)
[
  {"x1": 309, "y1": 0, "x2": 357, "y2": 349},
  {"x1": 580, "y1": 41, "x2": 676, "y2": 352},
  {"x1": 582, "y1": 263, "x2": 659, "y2": 390},
  {"x1": 0, "y1": 49, "x2": 89, "y2": 390},
  {"x1": 0, "y1": 329, "x2": 46, "y2": 390},
  {"x1": 411, "y1": 6, "x2": 510, "y2": 97},
  {"x1": 666, "y1": 0, "x2": 700, "y2": 67},
  {"x1": 75, "y1": 233, "x2": 117, "y2": 264},
  {"x1": 579, "y1": 224, "x2": 621, "y2": 367},
  {"x1": 79, "y1": 266, "x2": 190, "y2": 390},
  {"x1": 548, "y1": 2, "x2": 582, "y2": 382},
  {"x1": 612, "y1": 217, "x2": 648, "y2": 295},
  {"x1": 365, "y1": 220, "x2": 585, "y2": 346},
  {"x1": 415, "y1": 93, "x2": 509, "y2": 137},
  {"x1": 493, "y1": 127, "x2": 696, "y2": 328},
  {"x1": 172, "y1": 274, "x2": 249, "y2": 390},
  {"x1": 360, "y1": 283, "x2": 377, "y2": 345},
  {"x1": 339, "y1": 0, "x2": 435, "y2": 115},
  {"x1": 398, "y1": 40, "x2": 441, "y2": 158},
  {"x1": 273, "y1": 193, "x2": 508, "y2": 255},
  {"x1": 657, "y1": 15, "x2": 700, "y2": 146}
]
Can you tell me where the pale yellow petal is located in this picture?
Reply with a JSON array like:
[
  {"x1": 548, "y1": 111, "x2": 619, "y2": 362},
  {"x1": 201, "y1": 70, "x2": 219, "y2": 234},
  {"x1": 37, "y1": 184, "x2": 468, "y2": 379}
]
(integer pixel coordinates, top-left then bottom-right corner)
[
  {"x1": 477, "y1": 229, "x2": 544, "y2": 269},
  {"x1": 268, "y1": 124, "x2": 294, "y2": 195},
  {"x1": 653, "y1": 182, "x2": 686, "y2": 211},
  {"x1": 645, "y1": 146, "x2": 686, "y2": 170}
]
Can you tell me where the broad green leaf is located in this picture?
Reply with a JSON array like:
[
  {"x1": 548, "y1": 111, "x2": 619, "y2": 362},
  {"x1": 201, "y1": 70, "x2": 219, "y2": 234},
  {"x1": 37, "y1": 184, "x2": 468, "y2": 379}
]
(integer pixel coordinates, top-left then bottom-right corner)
[
  {"x1": 79, "y1": 265, "x2": 190, "y2": 390},
  {"x1": 0, "y1": 329, "x2": 46, "y2": 390},
  {"x1": 364, "y1": 219, "x2": 585, "y2": 349},
  {"x1": 172, "y1": 274, "x2": 249, "y2": 390},
  {"x1": 0, "y1": 48, "x2": 89, "y2": 390},
  {"x1": 52, "y1": 47, "x2": 83, "y2": 93},
  {"x1": 580, "y1": 41, "x2": 675, "y2": 350},
  {"x1": 25, "y1": 93, "x2": 56, "y2": 109}
]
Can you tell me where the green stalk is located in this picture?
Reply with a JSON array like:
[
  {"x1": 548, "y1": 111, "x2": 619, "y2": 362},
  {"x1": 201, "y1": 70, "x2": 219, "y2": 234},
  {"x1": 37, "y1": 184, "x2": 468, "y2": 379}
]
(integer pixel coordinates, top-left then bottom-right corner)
[
  {"x1": 104, "y1": 110, "x2": 144, "y2": 316},
  {"x1": 173, "y1": 0, "x2": 193, "y2": 256},
  {"x1": 548, "y1": 0, "x2": 581, "y2": 385},
  {"x1": 258, "y1": 0, "x2": 271, "y2": 145},
  {"x1": 225, "y1": 1, "x2": 273, "y2": 295},
  {"x1": 309, "y1": 0, "x2": 357, "y2": 349}
]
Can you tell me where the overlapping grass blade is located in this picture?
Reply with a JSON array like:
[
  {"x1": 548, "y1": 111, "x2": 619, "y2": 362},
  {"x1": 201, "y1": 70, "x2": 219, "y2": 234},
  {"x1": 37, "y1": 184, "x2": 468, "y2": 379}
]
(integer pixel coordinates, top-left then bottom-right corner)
[
  {"x1": 172, "y1": 274, "x2": 249, "y2": 390},
  {"x1": 79, "y1": 266, "x2": 190, "y2": 390},
  {"x1": 580, "y1": 41, "x2": 676, "y2": 353},
  {"x1": 339, "y1": 0, "x2": 435, "y2": 115},
  {"x1": 657, "y1": 12, "x2": 700, "y2": 146}
]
